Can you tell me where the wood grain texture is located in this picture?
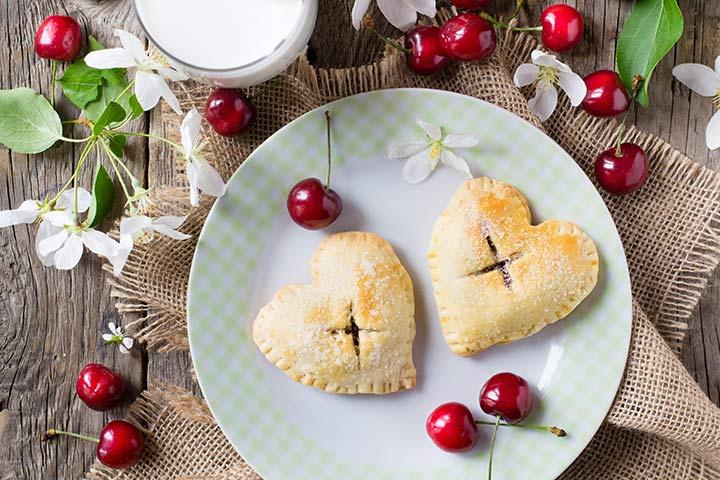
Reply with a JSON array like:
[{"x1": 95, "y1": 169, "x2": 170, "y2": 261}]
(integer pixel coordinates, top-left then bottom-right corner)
[{"x1": 0, "y1": 0, "x2": 718, "y2": 478}]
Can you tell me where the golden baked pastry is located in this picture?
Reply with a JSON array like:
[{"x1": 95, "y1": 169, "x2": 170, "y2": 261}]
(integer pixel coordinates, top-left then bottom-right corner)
[
  {"x1": 429, "y1": 177, "x2": 599, "y2": 356},
  {"x1": 253, "y1": 232, "x2": 416, "y2": 394}
]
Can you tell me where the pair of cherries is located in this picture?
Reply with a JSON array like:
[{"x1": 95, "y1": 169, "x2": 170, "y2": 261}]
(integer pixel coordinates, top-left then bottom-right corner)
[
  {"x1": 404, "y1": 3, "x2": 584, "y2": 76},
  {"x1": 582, "y1": 71, "x2": 649, "y2": 194},
  {"x1": 426, "y1": 373, "x2": 565, "y2": 477},
  {"x1": 44, "y1": 364, "x2": 143, "y2": 470}
]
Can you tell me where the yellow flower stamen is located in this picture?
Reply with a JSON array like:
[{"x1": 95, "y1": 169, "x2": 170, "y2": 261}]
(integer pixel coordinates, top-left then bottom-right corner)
[
  {"x1": 429, "y1": 141, "x2": 443, "y2": 162},
  {"x1": 538, "y1": 66, "x2": 559, "y2": 86},
  {"x1": 714, "y1": 91, "x2": 720, "y2": 111}
]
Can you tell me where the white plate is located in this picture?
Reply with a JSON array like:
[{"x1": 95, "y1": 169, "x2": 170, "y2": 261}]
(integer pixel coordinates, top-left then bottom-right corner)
[{"x1": 188, "y1": 89, "x2": 632, "y2": 479}]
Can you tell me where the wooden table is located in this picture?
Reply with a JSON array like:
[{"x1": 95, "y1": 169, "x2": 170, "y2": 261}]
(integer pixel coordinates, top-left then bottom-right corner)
[{"x1": 1, "y1": 0, "x2": 718, "y2": 477}]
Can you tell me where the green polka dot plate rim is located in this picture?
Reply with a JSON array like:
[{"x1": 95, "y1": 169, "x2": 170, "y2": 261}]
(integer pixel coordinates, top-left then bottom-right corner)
[{"x1": 187, "y1": 88, "x2": 632, "y2": 480}]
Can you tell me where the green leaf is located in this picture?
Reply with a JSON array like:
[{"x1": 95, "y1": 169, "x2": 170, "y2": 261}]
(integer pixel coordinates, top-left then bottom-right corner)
[
  {"x1": 86, "y1": 163, "x2": 115, "y2": 228},
  {"x1": 128, "y1": 95, "x2": 144, "y2": 120},
  {"x1": 106, "y1": 133, "x2": 127, "y2": 158},
  {"x1": 83, "y1": 70, "x2": 133, "y2": 123},
  {"x1": 616, "y1": 0, "x2": 684, "y2": 106},
  {"x1": 88, "y1": 35, "x2": 106, "y2": 52},
  {"x1": 59, "y1": 59, "x2": 103, "y2": 109},
  {"x1": 0, "y1": 88, "x2": 63, "y2": 154},
  {"x1": 93, "y1": 101, "x2": 126, "y2": 136}
]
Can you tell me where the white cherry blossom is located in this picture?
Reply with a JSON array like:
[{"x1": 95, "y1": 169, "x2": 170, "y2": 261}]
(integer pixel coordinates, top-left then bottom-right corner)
[
  {"x1": 36, "y1": 217, "x2": 122, "y2": 272},
  {"x1": 0, "y1": 188, "x2": 90, "y2": 228},
  {"x1": 102, "y1": 322, "x2": 134, "y2": 354},
  {"x1": 389, "y1": 120, "x2": 479, "y2": 184},
  {"x1": 672, "y1": 55, "x2": 720, "y2": 150},
  {"x1": 180, "y1": 109, "x2": 226, "y2": 207},
  {"x1": 514, "y1": 50, "x2": 587, "y2": 122},
  {"x1": 352, "y1": 0, "x2": 436, "y2": 31},
  {"x1": 85, "y1": 29, "x2": 188, "y2": 114},
  {"x1": 109, "y1": 215, "x2": 191, "y2": 276}
]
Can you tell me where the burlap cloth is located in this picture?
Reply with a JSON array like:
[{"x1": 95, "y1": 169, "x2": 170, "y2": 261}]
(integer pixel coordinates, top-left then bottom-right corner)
[{"x1": 86, "y1": 25, "x2": 720, "y2": 480}]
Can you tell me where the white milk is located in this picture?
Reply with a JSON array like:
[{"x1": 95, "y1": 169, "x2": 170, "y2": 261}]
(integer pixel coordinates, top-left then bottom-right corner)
[{"x1": 136, "y1": 0, "x2": 306, "y2": 71}]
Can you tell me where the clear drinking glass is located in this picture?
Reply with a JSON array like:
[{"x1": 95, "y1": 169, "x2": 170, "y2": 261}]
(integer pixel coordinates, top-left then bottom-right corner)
[{"x1": 133, "y1": 0, "x2": 318, "y2": 87}]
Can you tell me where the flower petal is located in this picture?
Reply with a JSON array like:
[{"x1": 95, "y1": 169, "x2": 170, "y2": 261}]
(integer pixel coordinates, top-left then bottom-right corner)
[
  {"x1": 181, "y1": 108, "x2": 202, "y2": 154},
  {"x1": 109, "y1": 234, "x2": 134, "y2": 276},
  {"x1": 514, "y1": 63, "x2": 540, "y2": 87},
  {"x1": 85, "y1": 48, "x2": 136, "y2": 70},
  {"x1": 388, "y1": 140, "x2": 429, "y2": 159},
  {"x1": 706, "y1": 110, "x2": 720, "y2": 150},
  {"x1": 102, "y1": 333, "x2": 114, "y2": 342},
  {"x1": 377, "y1": 0, "x2": 418, "y2": 31},
  {"x1": 195, "y1": 163, "x2": 227, "y2": 198},
  {"x1": 122, "y1": 336, "x2": 134, "y2": 350},
  {"x1": 35, "y1": 221, "x2": 61, "y2": 266},
  {"x1": 186, "y1": 161, "x2": 201, "y2": 207},
  {"x1": 38, "y1": 229, "x2": 69, "y2": 256},
  {"x1": 56, "y1": 188, "x2": 92, "y2": 213},
  {"x1": 120, "y1": 215, "x2": 152, "y2": 238},
  {"x1": 672, "y1": 63, "x2": 720, "y2": 97},
  {"x1": 0, "y1": 200, "x2": 40, "y2": 227},
  {"x1": 558, "y1": 71, "x2": 588, "y2": 106},
  {"x1": 135, "y1": 71, "x2": 182, "y2": 114},
  {"x1": 157, "y1": 66, "x2": 189, "y2": 82},
  {"x1": 115, "y1": 29, "x2": 147, "y2": 63},
  {"x1": 443, "y1": 134, "x2": 479, "y2": 149},
  {"x1": 81, "y1": 229, "x2": 121, "y2": 258},
  {"x1": 528, "y1": 81, "x2": 559, "y2": 122},
  {"x1": 53, "y1": 234, "x2": 84, "y2": 270},
  {"x1": 152, "y1": 215, "x2": 188, "y2": 230},
  {"x1": 532, "y1": 50, "x2": 569, "y2": 72},
  {"x1": 417, "y1": 120, "x2": 442, "y2": 141},
  {"x1": 715, "y1": 55, "x2": 720, "y2": 76},
  {"x1": 402, "y1": 148, "x2": 435, "y2": 184},
  {"x1": 43, "y1": 210, "x2": 73, "y2": 227},
  {"x1": 441, "y1": 150, "x2": 473, "y2": 178},
  {"x1": 351, "y1": 0, "x2": 372, "y2": 30},
  {"x1": 152, "y1": 223, "x2": 191, "y2": 240},
  {"x1": 108, "y1": 322, "x2": 117, "y2": 333},
  {"x1": 401, "y1": 0, "x2": 437, "y2": 17}
]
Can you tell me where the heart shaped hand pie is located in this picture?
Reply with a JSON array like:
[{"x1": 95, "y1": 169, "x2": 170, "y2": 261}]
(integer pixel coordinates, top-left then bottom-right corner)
[
  {"x1": 253, "y1": 232, "x2": 416, "y2": 394},
  {"x1": 429, "y1": 177, "x2": 599, "y2": 356}
]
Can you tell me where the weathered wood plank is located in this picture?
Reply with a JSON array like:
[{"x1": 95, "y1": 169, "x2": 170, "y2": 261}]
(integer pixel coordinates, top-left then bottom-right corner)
[{"x1": 0, "y1": 1, "x2": 145, "y2": 479}]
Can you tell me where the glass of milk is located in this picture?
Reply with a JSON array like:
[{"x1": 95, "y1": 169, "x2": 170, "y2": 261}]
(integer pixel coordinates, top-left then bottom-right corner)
[{"x1": 133, "y1": 0, "x2": 318, "y2": 87}]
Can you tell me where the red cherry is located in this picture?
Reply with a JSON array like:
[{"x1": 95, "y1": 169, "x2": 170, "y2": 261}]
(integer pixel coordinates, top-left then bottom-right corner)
[
  {"x1": 34, "y1": 15, "x2": 83, "y2": 62},
  {"x1": 540, "y1": 4, "x2": 584, "y2": 52},
  {"x1": 205, "y1": 88, "x2": 256, "y2": 137},
  {"x1": 452, "y1": 0, "x2": 492, "y2": 9},
  {"x1": 404, "y1": 26, "x2": 451, "y2": 75},
  {"x1": 439, "y1": 13, "x2": 497, "y2": 62},
  {"x1": 426, "y1": 402, "x2": 479, "y2": 453},
  {"x1": 287, "y1": 178, "x2": 343, "y2": 230},
  {"x1": 479, "y1": 372, "x2": 533, "y2": 424},
  {"x1": 76, "y1": 363, "x2": 127, "y2": 411},
  {"x1": 582, "y1": 70, "x2": 631, "y2": 118},
  {"x1": 96, "y1": 421, "x2": 144, "y2": 469},
  {"x1": 595, "y1": 143, "x2": 649, "y2": 194}
]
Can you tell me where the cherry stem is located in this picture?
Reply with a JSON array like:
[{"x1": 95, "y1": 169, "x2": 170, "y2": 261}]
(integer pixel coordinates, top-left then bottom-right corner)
[
  {"x1": 50, "y1": 60, "x2": 57, "y2": 107},
  {"x1": 324, "y1": 111, "x2": 332, "y2": 191},
  {"x1": 42, "y1": 429, "x2": 99, "y2": 444},
  {"x1": 480, "y1": 12, "x2": 541, "y2": 32},
  {"x1": 475, "y1": 419, "x2": 567, "y2": 437},
  {"x1": 487, "y1": 415, "x2": 500, "y2": 480},
  {"x1": 614, "y1": 75, "x2": 644, "y2": 156},
  {"x1": 509, "y1": 0, "x2": 526, "y2": 22},
  {"x1": 363, "y1": 16, "x2": 411, "y2": 54}
]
